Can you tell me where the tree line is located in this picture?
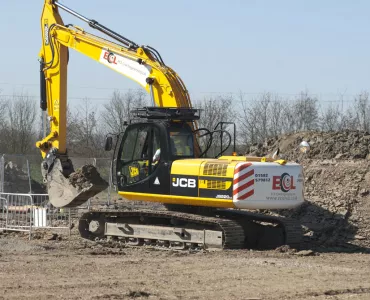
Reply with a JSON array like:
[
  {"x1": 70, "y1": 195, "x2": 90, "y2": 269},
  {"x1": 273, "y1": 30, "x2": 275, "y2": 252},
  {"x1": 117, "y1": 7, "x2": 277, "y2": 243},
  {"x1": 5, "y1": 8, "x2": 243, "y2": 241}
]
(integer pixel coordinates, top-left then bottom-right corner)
[{"x1": 0, "y1": 89, "x2": 369, "y2": 157}]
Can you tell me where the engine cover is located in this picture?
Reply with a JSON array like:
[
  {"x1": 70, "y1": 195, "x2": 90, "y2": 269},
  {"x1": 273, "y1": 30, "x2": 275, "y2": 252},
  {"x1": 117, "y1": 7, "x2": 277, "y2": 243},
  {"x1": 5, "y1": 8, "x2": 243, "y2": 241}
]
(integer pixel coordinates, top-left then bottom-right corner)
[
  {"x1": 232, "y1": 161, "x2": 304, "y2": 209},
  {"x1": 170, "y1": 158, "x2": 304, "y2": 210}
]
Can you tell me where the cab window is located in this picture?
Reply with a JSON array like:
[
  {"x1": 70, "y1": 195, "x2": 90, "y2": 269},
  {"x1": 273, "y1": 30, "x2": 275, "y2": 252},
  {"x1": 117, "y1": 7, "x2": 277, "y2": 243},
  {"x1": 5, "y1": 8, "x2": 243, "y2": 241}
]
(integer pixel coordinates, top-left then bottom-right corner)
[
  {"x1": 169, "y1": 127, "x2": 194, "y2": 157},
  {"x1": 118, "y1": 125, "x2": 160, "y2": 185}
]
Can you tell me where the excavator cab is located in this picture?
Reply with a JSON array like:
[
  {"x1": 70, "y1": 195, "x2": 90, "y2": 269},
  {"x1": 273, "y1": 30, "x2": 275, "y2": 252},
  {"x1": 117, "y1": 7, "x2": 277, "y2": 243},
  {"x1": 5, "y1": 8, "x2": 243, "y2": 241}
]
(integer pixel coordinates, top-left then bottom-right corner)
[{"x1": 111, "y1": 108, "x2": 198, "y2": 196}]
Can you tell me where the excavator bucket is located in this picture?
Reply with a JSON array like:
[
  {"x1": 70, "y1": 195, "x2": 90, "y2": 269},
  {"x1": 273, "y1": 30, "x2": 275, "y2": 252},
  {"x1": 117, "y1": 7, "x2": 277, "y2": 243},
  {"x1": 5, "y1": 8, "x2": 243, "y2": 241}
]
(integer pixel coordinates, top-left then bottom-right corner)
[{"x1": 46, "y1": 159, "x2": 109, "y2": 208}]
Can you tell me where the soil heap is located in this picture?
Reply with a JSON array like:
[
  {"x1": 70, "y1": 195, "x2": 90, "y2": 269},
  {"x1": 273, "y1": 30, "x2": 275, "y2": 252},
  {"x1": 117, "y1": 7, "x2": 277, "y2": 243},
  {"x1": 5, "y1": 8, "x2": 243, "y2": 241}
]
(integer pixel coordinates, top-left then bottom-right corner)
[
  {"x1": 246, "y1": 130, "x2": 370, "y2": 250},
  {"x1": 68, "y1": 164, "x2": 108, "y2": 192},
  {"x1": 2, "y1": 161, "x2": 46, "y2": 194}
]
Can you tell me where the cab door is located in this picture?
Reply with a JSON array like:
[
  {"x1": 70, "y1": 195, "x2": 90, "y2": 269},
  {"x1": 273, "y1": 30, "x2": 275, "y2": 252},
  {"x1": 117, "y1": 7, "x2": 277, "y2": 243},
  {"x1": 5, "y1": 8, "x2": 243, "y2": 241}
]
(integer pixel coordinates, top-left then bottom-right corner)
[{"x1": 116, "y1": 123, "x2": 169, "y2": 195}]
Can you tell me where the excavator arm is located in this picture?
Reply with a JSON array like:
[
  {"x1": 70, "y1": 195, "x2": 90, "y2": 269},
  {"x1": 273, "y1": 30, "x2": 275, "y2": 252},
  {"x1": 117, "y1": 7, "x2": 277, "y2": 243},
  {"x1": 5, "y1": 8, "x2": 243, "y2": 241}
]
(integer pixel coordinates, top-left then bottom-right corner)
[
  {"x1": 38, "y1": 0, "x2": 192, "y2": 157},
  {"x1": 37, "y1": 0, "x2": 194, "y2": 207}
]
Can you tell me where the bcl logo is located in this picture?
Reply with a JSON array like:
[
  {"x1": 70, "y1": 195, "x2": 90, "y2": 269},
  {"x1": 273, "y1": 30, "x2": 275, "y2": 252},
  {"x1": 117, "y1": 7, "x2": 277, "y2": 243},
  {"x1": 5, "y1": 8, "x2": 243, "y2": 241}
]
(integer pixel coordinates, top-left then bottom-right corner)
[
  {"x1": 103, "y1": 51, "x2": 117, "y2": 64},
  {"x1": 172, "y1": 178, "x2": 196, "y2": 188},
  {"x1": 272, "y1": 173, "x2": 296, "y2": 192}
]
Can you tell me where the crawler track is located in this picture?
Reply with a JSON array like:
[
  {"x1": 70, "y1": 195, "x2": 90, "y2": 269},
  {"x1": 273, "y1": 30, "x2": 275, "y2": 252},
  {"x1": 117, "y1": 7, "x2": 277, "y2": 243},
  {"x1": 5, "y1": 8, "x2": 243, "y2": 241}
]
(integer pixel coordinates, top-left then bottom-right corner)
[
  {"x1": 217, "y1": 209, "x2": 303, "y2": 249},
  {"x1": 78, "y1": 208, "x2": 303, "y2": 250},
  {"x1": 79, "y1": 209, "x2": 246, "y2": 250}
]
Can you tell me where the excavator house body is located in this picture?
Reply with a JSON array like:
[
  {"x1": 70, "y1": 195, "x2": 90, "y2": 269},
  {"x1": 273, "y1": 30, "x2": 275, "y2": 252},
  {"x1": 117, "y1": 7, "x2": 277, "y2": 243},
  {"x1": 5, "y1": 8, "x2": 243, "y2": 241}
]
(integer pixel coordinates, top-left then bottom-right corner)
[
  {"x1": 119, "y1": 159, "x2": 304, "y2": 209},
  {"x1": 114, "y1": 120, "x2": 304, "y2": 210}
]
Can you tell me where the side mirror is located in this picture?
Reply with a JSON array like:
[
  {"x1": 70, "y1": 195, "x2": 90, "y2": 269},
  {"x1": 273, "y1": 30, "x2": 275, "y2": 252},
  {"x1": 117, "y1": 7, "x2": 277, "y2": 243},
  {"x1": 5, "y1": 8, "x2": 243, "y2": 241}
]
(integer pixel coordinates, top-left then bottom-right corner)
[{"x1": 104, "y1": 136, "x2": 113, "y2": 151}]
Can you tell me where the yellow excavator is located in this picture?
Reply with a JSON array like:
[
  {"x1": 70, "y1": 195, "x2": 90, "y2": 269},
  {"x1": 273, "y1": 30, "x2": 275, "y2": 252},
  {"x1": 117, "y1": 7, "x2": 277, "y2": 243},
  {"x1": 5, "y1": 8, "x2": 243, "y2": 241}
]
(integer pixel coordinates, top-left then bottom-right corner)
[{"x1": 38, "y1": 0, "x2": 308, "y2": 250}]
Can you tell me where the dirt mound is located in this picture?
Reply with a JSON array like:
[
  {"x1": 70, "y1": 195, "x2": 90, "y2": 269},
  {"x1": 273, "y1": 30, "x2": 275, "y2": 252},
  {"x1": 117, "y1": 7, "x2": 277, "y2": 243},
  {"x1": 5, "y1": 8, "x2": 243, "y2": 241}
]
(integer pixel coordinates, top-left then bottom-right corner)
[
  {"x1": 246, "y1": 130, "x2": 370, "y2": 161},
  {"x1": 270, "y1": 159, "x2": 370, "y2": 250},
  {"x1": 68, "y1": 164, "x2": 108, "y2": 192},
  {"x1": 3, "y1": 161, "x2": 46, "y2": 193},
  {"x1": 246, "y1": 130, "x2": 370, "y2": 250}
]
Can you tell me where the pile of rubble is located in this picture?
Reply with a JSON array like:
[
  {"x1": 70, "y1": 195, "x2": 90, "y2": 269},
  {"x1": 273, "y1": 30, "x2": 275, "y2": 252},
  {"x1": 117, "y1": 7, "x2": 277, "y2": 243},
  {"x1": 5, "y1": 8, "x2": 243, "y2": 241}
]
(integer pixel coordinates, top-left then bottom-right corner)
[
  {"x1": 2, "y1": 161, "x2": 46, "y2": 194},
  {"x1": 278, "y1": 159, "x2": 370, "y2": 250},
  {"x1": 68, "y1": 164, "x2": 108, "y2": 192},
  {"x1": 247, "y1": 130, "x2": 370, "y2": 250},
  {"x1": 246, "y1": 130, "x2": 370, "y2": 161}
]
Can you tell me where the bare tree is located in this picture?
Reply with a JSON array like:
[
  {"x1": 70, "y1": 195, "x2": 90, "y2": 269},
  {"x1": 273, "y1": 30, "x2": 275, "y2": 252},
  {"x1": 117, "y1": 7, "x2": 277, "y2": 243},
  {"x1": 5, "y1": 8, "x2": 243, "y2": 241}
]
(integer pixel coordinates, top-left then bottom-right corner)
[
  {"x1": 253, "y1": 93, "x2": 271, "y2": 141},
  {"x1": 320, "y1": 104, "x2": 342, "y2": 131},
  {"x1": 5, "y1": 92, "x2": 37, "y2": 154},
  {"x1": 194, "y1": 94, "x2": 235, "y2": 156},
  {"x1": 281, "y1": 103, "x2": 298, "y2": 133},
  {"x1": 292, "y1": 90, "x2": 319, "y2": 131},
  {"x1": 353, "y1": 91, "x2": 370, "y2": 131},
  {"x1": 67, "y1": 98, "x2": 102, "y2": 157},
  {"x1": 238, "y1": 90, "x2": 320, "y2": 150},
  {"x1": 238, "y1": 96, "x2": 259, "y2": 145},
  {"x1": 66, "y1": 104, "x2": 82, "y2": 149},
  {"x1": 195, "y1": 95, "x2": 234, "y2": 130},
  {"x1": 238, "y1": 92, "x2": 282, "y2": 144},
  {"x1": 339, "y1": 107, "x2": 359, "y2": 130},
  {"x1": 80, "y1": 98, "x2": 98, "y2": 150},
  {"x1": 0, "y1": 91, "x2": 7, "y2": 131},
  {"x1": 101, "y1": 89, "x2": 147, "y2": 134},
  {"x1": 268, "y1": 96, "x2": 285, "y2": 137}
]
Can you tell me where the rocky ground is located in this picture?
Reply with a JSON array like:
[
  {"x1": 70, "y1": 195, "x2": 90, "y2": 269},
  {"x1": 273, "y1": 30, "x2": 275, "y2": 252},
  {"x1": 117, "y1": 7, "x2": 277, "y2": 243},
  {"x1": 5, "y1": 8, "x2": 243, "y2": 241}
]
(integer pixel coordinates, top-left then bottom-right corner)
[
  {"x1": 283, "y1": 159, "x2": 370, "y2": 250},
  {"x1": 0, "y1": 231, "x2": 369, "y2": 300},
  {"x1": 246, "y1": 130, "x2": 370, "y2": 251},
  {"x1": 1, "y1": 130, "x2": 370, "y2": 299}
]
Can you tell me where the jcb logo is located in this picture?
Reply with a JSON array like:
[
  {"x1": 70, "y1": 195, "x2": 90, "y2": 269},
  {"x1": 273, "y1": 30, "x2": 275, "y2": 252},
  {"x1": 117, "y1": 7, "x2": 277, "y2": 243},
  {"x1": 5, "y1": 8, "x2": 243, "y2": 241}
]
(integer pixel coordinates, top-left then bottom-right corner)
[
  {"x1": 272, "y1": 173, "x2": 296, "y2": 192},
  {"x1": 172, "y1": 178, "x2": 196, "y2": 188}
]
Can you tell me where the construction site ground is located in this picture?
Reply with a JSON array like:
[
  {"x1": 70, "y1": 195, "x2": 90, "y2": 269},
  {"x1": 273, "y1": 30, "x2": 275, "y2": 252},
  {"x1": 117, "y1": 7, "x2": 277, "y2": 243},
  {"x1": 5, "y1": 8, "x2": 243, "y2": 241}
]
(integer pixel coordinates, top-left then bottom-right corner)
[
  {"x1": 0, "y1": 230, "x2": 369, "y2": 300},
  {"x1": 1, "y1": 130, "x2": 370, "y2": 299}
]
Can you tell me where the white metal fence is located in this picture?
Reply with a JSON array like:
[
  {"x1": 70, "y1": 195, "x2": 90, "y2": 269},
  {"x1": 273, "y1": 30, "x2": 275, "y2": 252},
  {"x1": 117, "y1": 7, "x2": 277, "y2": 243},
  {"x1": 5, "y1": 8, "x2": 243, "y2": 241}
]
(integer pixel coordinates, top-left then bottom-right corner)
[
  {"x1": 0, "y1": 155, "x2": 4, "y2": 193},
  {"x1": 0, "y1": 153, "x2": 116, "y2": 239},
  {"x1": 0, "y1": 192, "x2": 72, "y2": 239}
]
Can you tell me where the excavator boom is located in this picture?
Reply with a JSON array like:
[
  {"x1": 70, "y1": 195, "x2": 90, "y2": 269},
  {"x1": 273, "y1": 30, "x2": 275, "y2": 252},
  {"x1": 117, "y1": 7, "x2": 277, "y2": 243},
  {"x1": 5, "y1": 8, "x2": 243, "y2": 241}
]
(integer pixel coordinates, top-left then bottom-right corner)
[{"x1": 38, "y1": 0, "x2": 194, "y2": 207}]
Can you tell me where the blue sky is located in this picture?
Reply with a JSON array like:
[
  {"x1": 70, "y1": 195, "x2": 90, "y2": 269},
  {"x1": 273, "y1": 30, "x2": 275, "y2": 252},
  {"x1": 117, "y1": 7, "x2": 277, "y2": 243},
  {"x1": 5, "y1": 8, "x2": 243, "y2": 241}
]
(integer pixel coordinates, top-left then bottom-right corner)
[{"x1": 1, "y1": 0, "x2": 370, "y2": 109}]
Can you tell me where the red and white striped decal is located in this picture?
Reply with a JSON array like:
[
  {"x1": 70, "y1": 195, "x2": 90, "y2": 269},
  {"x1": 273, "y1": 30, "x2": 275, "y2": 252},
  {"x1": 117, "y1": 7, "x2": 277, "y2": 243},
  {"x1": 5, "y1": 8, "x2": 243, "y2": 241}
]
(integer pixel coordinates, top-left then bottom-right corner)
[{"x1": 233, "y1": 162, "x2": 254, "y2": 200}]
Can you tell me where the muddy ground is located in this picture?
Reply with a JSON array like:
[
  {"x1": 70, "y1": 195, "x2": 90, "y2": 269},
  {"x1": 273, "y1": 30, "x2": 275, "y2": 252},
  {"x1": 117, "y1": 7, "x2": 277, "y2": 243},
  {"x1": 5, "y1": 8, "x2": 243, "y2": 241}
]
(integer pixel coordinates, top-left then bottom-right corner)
[{"x1": 0, "y1": 231, "x2": 369, "y2": 300}]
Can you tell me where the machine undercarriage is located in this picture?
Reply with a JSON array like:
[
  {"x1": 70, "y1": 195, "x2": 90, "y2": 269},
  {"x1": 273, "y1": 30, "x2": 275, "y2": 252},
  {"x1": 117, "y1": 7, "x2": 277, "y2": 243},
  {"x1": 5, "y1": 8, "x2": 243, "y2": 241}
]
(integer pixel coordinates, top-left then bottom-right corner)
[{"x1": 78, "y1": 206, "x2": 302, "y2": 250}]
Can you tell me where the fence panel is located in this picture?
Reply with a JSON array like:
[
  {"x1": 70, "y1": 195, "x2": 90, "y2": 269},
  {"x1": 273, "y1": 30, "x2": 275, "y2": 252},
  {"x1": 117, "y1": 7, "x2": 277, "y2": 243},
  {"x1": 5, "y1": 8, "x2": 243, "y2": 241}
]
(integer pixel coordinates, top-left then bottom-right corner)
[
  {"x1": 26, "y1": 154, "x2": 46, "y2": 194},
  {"x1": 0, "y1": 197, "x2": 7, "y2": 229},
  {"x1": 1, "y1": 155, "x2": 31, "y2": 194},
  {"x1": 0, "y1": 193, "x2": 73, "y2": 237},
  {"x1": 94, "y1": 158, "x2": 113, "y2": 207},
  {"x1": 28, "y1": 194, "x2": 72, "y2": 230},
  {"x1": 0, "y1": 193, "x2": 33, "y2": 240},
  {"x1": 0, "y1": 155, "x2": 4, "y2": 193}
]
